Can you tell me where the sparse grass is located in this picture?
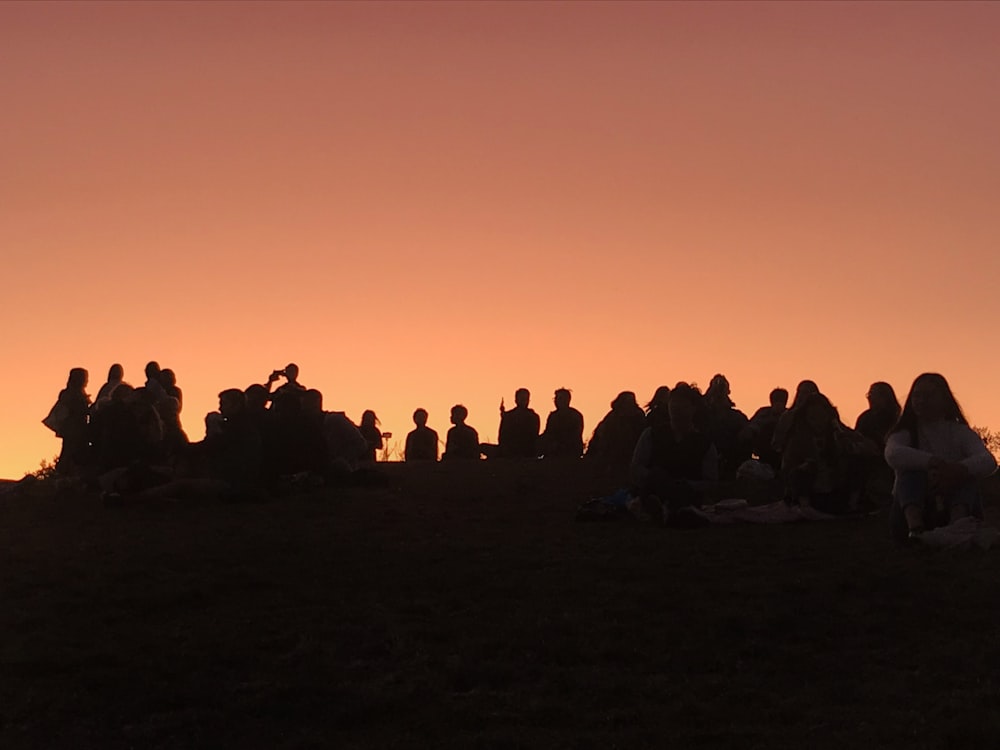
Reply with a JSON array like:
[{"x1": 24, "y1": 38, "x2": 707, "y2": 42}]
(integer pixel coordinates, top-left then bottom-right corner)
[{"x1": 1, "y1": 462, "x2": 999, "y2": 749}]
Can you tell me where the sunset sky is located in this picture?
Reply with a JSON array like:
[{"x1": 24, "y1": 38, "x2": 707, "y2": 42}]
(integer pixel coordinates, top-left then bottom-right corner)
[{"x1": 2, "y1": 1, "x2": 999, "y2": 478}]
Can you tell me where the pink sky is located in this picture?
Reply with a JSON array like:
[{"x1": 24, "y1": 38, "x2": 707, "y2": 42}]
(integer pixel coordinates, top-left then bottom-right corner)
[{"x1": 2, "y1": 1, "x2": 999, "y2": 477}]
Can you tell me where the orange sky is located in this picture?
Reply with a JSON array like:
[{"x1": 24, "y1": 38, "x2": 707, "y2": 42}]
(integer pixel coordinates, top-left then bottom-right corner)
[{"x1": 2, "y1": 1, "x2": 999, "y2": 478}]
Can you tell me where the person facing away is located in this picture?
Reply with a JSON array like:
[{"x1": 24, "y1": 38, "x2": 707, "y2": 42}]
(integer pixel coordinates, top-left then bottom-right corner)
[
  {"x1": 144, "y1": 361, "x2": 168, "y2": 404},
  {"x1": 644, "y1": 385, "x2": 672, "y2": 428},
  {"x1": 497, "y1": 388, "x2": 540, "y2": 458},
  {"x1": 359, "y1": 410, "x2": 383, "y2": 464},
  {"x1": 95, "y1": 363, "x2": 125, "y2": 405},
  {"x1": 701, "y1": 373, "x2": 751, "y2": 480},
  {"x1": 54, "y1": 367, "x2": 92, "y2": 473},
  {"x1": 405, "y1": 408, "x2": 439, "y2": 461},
  {"x1": 884, "y1": 373, "x2": 997, "y2": 543},
  {"x1": 160, "y1": 368, "x2": 183, "y2": 411},
  {"x1": 631, "y1": 383, "x2": 719, "y2": 522},
  {"x1": 443, "y1": 404, "x2": 481, "y2": 461},
  {"x1": 772, "y1": 379, "x2": 820, "y2": 455},
  {"x1": 743, "y1": 387, "x2": 789, "y2": 472},
  {"x1": 539, "y1": 388, "x2": 584, "y2": 458},
  {"x1": 587, "y1": 390, "x2": 647, "y2": 470}
]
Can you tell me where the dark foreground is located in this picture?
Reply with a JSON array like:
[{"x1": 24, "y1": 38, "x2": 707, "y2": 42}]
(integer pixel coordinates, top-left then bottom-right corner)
[{"x1": 2, "y1": 463, "x2": 1000, "y2": 749}]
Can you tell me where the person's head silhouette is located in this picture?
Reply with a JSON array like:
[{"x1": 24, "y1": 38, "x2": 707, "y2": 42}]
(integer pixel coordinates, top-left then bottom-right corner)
[
  {"x1": 554, "y1": 388, "x2": 571, "y2": 410},
  {"x1": 450, "y1": 404, "x2": 468, "y2": 425},
  {"x1": 514, "y1": 388, "x2": 530, "y2": 409},
  {"x1": 413, "y1": 408, "x2": 429, "y2": 427},
  {"x1": 219, "y1": 388, "x2": 246, "y2": 419},
  {"x1": 68, "y1": 368, "x2": 89, "y2": 391},
  {"x1": 770, "y1": 388, "x2": 789, "y2": 409},
  {"x1": 284, "y1": 363, "x2": 300, "y2": 383}
]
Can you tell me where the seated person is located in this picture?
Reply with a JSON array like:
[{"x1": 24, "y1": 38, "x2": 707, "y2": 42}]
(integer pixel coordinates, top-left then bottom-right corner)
[
  {"x1": 781, "y1": 393, "x2": 861, "y2": 514},
  {"x1": 631, "y1": 383, "x2": 719, "y2": 525},
  {"x1": 885, "y1": 373, "x2": 997, "y2": 542},
  {"x1": 587, "y1": 391, "x2": 647, "y2": 471},
  {"x1": 497, "y1": 388, "x2": 540, "y2": 458},
  {"x1": 405, "y1": 408, "x2": 439, "y2": 461},
  {"x1": 443, "y1": 404, "x2": 480, "y2": 460},
  {"x1": 539, "y1": 388, "x2": 584, "y2": 458},
  {"x1": 203, "y1": 388, "x2": 263, "y2": 486},
  {"x1": 742, "y1": 387, "x2": 788, "y2": 472},
  {"x1": 325, "y1": 410, "x2": 370, "y2": 471},
  {"x1": 701, "y1": 374, "x2": 751, "y2": 480}
]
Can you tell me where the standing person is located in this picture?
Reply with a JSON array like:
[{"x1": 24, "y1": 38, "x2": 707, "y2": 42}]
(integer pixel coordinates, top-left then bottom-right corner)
[
  {"x1": 443, "y1": 404, "x2": 481, "y2": 461},
  {"x1": 160, "y1": 368, "x2": 183, "y2": 412},
  {"x1": 144, "y1": 361, "x2": 168, "y2": 403},
  {"x1": 539, "y1": 388, "x2": 584, "y2": 458},
  {"x1": 48, "y1": 368, "x2": 91, "y2": 474},
  {"x1": 885, "y1": 373, "x2": 996, "y2": 542},
  {"x1": 405, "y1": 408, "x2": 439, "y2": 462},
  {"x1": 95, "y1": 363, "x2": 125, "y2": 404},
  {"x1": 359, "y1": 410, "x2": 383, "y2": 464},
  {"x1": 497, "y1": 388, "x2": 540, "y2": 458}
]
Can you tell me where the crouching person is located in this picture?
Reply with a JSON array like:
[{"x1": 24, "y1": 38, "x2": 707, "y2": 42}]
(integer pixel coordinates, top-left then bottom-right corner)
[
  {"x1": 885, "y1": 373, "x2": 997, "y2": 544},
  {"x1": 630, "y1": 383, "x2": 719, "y2": 526}
]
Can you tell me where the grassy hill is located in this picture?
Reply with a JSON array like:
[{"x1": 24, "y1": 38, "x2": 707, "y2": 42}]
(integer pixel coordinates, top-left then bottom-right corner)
[{"x1": 2, "y1": 462, "x2": 999, "y2": 749}]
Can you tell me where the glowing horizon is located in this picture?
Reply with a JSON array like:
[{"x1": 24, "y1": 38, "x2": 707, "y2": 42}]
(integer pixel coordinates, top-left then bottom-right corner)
[{"x1": 3, "y1": 1, "x2": 999, "y2": 478}]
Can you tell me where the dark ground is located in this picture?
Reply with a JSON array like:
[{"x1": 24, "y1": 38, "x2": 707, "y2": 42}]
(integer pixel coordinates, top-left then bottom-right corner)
[{"x1": 2, "y1": 462, "x2": 1000, "y2": 749}]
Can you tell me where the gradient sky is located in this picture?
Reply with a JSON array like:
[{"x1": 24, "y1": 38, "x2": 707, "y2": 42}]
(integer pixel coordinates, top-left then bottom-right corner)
[{"x1": 2, "y1": 1, "x2": 999, "y2": 478}]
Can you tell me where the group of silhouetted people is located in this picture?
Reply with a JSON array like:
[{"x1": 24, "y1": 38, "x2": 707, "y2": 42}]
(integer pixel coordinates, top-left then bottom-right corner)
[{"x1": 44, "y1": 365, "x2": 996, "y2": 543}]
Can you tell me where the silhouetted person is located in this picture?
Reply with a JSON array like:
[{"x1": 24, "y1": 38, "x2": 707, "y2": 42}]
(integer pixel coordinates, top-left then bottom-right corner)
[
  {"x1": 498, "y1": 388, "x2": 539, "y2": 458},
  {"x1": 405, "y1": 408, "x2": 439, "y2": 461},
  {"x1": 644, "y1": 385, "x2": 672, "y2": 427},
  {"x1": 855, "y1": 382, "x2": 901, "y2": 451},
  {"x1": 95, "y1": 363, "x2": 125, "y2": 405},
  {"x1": 204, "y1": 388, "x2": 262, "y2": 487},
  {"x1": 587, "y1": 391, "x2": 646, "y2": 471},
  {"x1": 772, "y1": 379, "x2": 820, "y2": 454},
  {"x1": 50, "y1": 368, "x2": 91, "y2": 474},
  {"x1": 157, "y1": 396, "x2": 189, "y2": 464},
  {"x1": 144, "y1": 361, "x2": 168, "y2": 403},
  {"x1": 853, "y1": 381, "x2": 901, "y2": 502},
  {"x1": 885, "y1": 373, "x2": 997, "y2": 543},
  {"x1": 701, "y1": 374, "x2": 751, "y2": 480},
  {"x1": 742, "y1": 387, "x2": 788, "y2": 472},
  {"x1": 539, "y1": 388, "x2": 584, "y2": 458},
  {"x1": 90, "y1": 384, "x2": 163, "y2": 472},
  {"x1": 325, "y1": 410, "x2": 369, "y2": 471},
  {"x1": 298, "y1": 389, "x2": 334, "y2": 475},
  {"x1": 781, "y1": 393, "x2": 859, "y2": 514},
  {"x1": 631, "y1": 383, "x2": 719, "y2": 524},
  {"x1": 267, "y1": 363, "x2": 306, "y2": 405},
  {"x1": 443, "y1": 404, "x2": 480, "y2": 461},
  {"x1": 359, "y1": 410, "x2": 383, "y2": 464},
  {"x1": 160, "y1": 368, "x2": 183, "y2": 411}
]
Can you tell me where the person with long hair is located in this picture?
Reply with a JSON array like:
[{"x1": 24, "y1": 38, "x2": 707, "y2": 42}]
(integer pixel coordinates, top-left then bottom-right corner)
[
  {"x1": 54, "y1": 368, "x2": 91, "y2": 474},
  {"x1": 885, "y1": 373, "x2": 996, "y2": 542},
  {"x1": 781, "y1": 393, "x2": 859, "y2": 513},
  {"x1": 359, "y1": 410, "x2": 383, "y2": 464}
]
